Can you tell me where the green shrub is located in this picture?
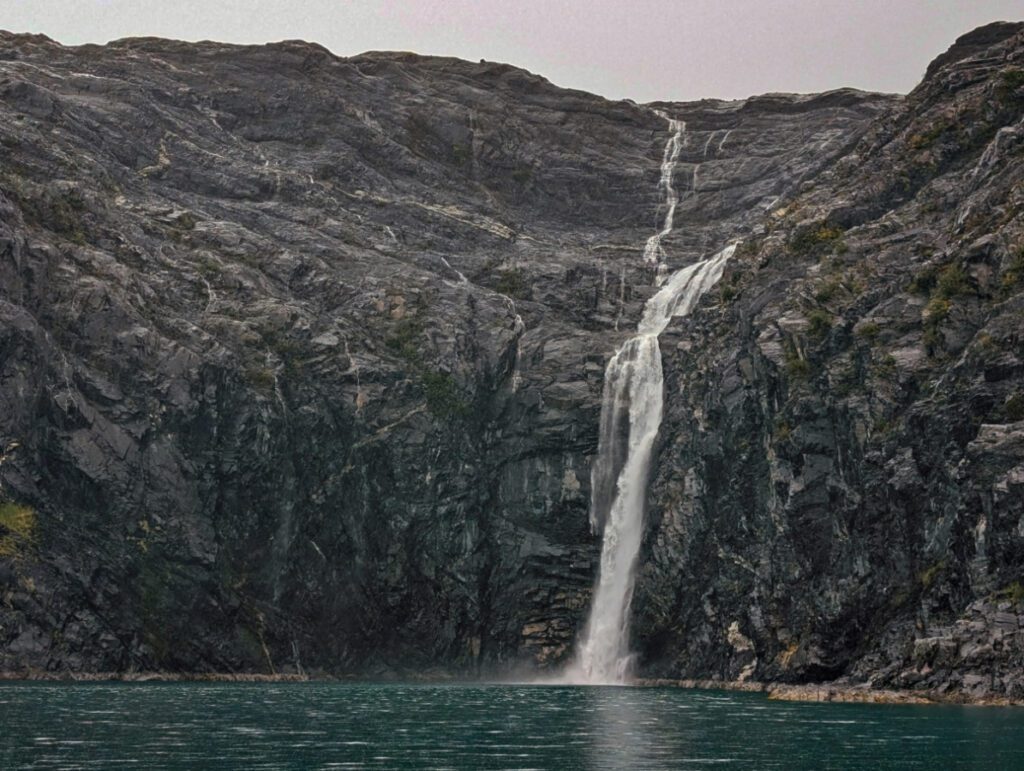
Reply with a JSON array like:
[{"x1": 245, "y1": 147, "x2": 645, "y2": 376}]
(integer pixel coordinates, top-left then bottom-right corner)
[
  {"x1": 257, "y1": 330, "x2": 305, "y2": 377},
  {"x1": 924, "y1": 296, "x2": 951, "y2": 323},
  {"x1": 495, "y1": 268, "x2": 530, "y2": 300},
  {"x1": 908, "y1": 124, "x2": 946, "y2": 150},
  {"x1": 814, "y1": 278, "x2": 843, "y2": 303},
  {"x1": 386, "y1": 318, "x2": 425, "y2": 363},
  {"x1": 264, "y1": 332, "x2": 301, "y2": 360},
  {"x1": 872, "y1": 417, "x2": 895, "y2": 435},
  {"x1": 995, "y1": 580, "x2": 1024, "y2": 605},
  {"x1": 919, "y1": 559, "x2": 947, "y2": 589},
  {"x1": 49, "y1": 191, "x2": 87, "y2": 243},
  {"x1": 736, "y1": 239, "x2": 762, "y2": 259},
  {"x1": 915, "y1": 263, "x2": 973, "y2": 355},
  {"x1": 909, "y1": 262, "x2": 972, "y2": 298},
  {"x1": 922, "y1": 296, "x2": 950, "y2": 352},
  {"x1": 996, "y1": 69, "x2": 1024, "y2": 102},
  {"x1": 8, "y1": 184, "x2": 88, "y2": 244},
  {"x1": 244, "y1": 367, "x2": 277, "y2": 390},
  {"x1": 856, "y1": 321, "x2": 881, "y2": 341},
  {"x1": 421, "y1": 371, "x2": 469, "y2": 418},
  {"x1": 908, "y1": 265, "x2": 939, "y2": 295},
  {"x1": 807, "y1": 310, "x2": 833, "y2": 339},
  {"x1": 790, "y1": 222, "x2": 845, "y2": 256},
  {"x1": 1006, "y1": 392, "x2": 1024, "y2": 422},
  {"x1": 871, "y1": 353, "x2": 898, "y2": 379},
  {"x1": 1002, "y1": 248, "x2": 1024, "y2": 289},
  {"x1": 385, "y1": 317, "x2": 472, "y2": 419},
  {"x1": 784, "y1": 347, "x2": 811, "y2": 380},
  {"x1": 197, "y1": 256, "x2": 222, "y2": 277},
  {"x1": 935, "y1": 263, "x2": 970, "y2": 299}
]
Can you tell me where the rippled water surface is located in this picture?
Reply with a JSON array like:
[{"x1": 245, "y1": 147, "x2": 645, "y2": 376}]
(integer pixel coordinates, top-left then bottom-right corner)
[{"x1": 2, "y1": 682, "x2": 1023, "y2": 769}]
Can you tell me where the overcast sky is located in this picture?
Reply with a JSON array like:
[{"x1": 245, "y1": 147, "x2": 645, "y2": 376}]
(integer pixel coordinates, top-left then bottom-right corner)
[{"x1": 2, "y1": 1, "x2": 1021, "y2": 102}]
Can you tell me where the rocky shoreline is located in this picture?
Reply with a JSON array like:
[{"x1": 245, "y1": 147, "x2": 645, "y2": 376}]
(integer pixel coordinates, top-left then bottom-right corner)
[
  {"x1": 637, "y1": 678, "x2": 1023, "y2": 707},
  {"x1": 1, "y1": 669, "x2": 1020, "y2": 706},
  {"x1": 0, "y1": 670, "x2": 312, "y2": 683}
]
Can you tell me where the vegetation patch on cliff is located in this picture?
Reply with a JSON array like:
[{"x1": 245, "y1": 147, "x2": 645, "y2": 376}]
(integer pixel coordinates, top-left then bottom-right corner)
[
  {"x1": 789, "y1": 221, "x2": 846, "y2": 257},
  {"x1": 422, "y1": 371, "x2": 470, "y2": 418},
  {"x1": 386, "y1": 317, "x2": 470, "y2": 418},
  {"x1": 494, "y1": 268, "x2": 530, "y2": 300},
  {"x1": 0, "y1": 502, "x2": 37, "y2": 558}
]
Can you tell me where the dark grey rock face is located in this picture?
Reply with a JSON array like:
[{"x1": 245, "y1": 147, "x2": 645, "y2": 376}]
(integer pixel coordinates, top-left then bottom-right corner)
[
  {"x1": 633, "y1": 23, "x2": 1024, "y2": 701},
  {"x1": 0, "y1": 23, "x2": 1021, "y2": 700}
]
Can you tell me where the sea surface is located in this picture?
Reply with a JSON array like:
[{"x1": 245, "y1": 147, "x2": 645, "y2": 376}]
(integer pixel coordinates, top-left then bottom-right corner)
[{"x1": 1, "y1": 682, "x2": 1022, "y2": 769}]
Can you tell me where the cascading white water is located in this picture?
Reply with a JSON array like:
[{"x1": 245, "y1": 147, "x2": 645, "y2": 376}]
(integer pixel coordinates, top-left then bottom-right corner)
[
  {"x1": 510, "y1": 312, "x2": 525, "y2": 393},
  {"x1": 567, "y1": 246, "x2": 734, "y2": 684},
  {"x1": 642, "y1": 112, "x2": 685, "y2": 285},
  {"x1": 566, "y1": 113, "x2": 736, "y2": 685}
]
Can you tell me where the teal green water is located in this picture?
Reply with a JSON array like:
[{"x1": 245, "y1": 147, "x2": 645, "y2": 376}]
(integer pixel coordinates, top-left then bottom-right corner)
[{"x1": 1, "y1": 682, "x2": 1023, "y2": 769}]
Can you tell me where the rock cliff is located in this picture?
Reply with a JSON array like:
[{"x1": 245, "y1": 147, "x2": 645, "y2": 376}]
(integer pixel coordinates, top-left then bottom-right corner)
[
  {"x1": 0, "y1": 23, "x2": 1021, "y2": 699},
  {"x1": 636, "y1": 22, "x2": 1024, "y2": 701}
]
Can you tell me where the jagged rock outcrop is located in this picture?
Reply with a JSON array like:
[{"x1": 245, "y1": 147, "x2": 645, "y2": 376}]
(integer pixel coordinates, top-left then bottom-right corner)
[{"x1": 0, "y1": 23, "x2": 1021, "y2": 700}]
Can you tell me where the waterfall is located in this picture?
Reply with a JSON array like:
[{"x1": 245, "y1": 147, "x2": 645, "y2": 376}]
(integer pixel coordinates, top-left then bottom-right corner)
[
  {"x1": 510, "y1": 313, "x2": 525, "y2": 393},
  {"x1": 642, "y1": 112, "x2": 685, "y2": 286},
  {"x1": 567, "y1": 113, "x2": 736, "y2": 685},
  {"x1": 569, "y1": 246, "x2": 734, "y2": 684}
]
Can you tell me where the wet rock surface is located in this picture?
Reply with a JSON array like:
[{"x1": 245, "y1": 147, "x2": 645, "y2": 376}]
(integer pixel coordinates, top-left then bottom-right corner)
[{"x1": 0, "y1": 24, "x2": 1021, "y2": 700}]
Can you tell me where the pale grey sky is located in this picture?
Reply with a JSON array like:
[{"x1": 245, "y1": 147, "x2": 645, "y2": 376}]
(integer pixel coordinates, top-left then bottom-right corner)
[{"x1": 2, "y1": 1, "x2": 1021, "y2": 102}]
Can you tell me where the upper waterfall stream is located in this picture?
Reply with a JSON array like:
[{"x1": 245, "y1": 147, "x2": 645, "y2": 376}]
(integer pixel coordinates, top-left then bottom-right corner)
[
  {"x1": 566, "y1": 114, "x2": 736, "y2": 685},
  {"x1": 642, "y1": 111, "x2": 684, "y2": 286}
]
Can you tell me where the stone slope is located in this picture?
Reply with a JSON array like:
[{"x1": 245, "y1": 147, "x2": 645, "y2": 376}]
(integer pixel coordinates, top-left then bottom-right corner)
[{"x1": 0, "y1": 22, "x2": 1018, "y2": 700}]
